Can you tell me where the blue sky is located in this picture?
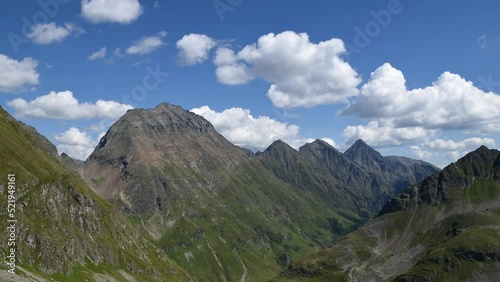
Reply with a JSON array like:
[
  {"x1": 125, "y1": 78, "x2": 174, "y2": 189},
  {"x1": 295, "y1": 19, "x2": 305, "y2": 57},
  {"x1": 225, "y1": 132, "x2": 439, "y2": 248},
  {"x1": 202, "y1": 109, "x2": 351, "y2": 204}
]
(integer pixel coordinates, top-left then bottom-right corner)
[{"x1": 1, "y1": 0, "x2": 499, "y2": 167}]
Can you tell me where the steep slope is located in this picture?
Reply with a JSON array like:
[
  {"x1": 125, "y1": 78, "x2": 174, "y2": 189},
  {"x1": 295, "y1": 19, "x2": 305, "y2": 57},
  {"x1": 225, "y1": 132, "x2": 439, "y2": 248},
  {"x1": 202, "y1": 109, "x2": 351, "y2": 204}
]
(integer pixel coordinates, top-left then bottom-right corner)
[
  {"x1": 0, "y1": 106, "x2": 190, "y2": 281},
  {"x1": 82, "y1": 103, "x2": 363, "y2": 281},
  {"x1": 278, "y1": 146, "x2": 500, "y2": 281},
  {"x1": 345, "y1": 139, "x2": 440, "y2": 193},
  {"x1": 299, "y1": 140, "x2": 393, "y2": 210},
  {"x1": 258, "y1": 140, "x2": 370, "y2": 232}
]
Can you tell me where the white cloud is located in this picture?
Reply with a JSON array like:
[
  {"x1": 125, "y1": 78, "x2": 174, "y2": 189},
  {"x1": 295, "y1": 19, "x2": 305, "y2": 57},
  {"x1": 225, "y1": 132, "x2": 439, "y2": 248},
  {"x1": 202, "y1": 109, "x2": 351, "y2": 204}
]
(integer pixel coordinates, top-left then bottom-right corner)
[
  {"x1": 409, "y1": 146, "x2": 434, "y2": 160},
  {"x1": 81, "y1": 0, "x2": 143, "y2": 24},
  {"x1": 0, "y1": 54, "x2": 39, "y2": 93},
  {"x1": 477, "y1": 34, "x2": 487, "y2": 49},
  {"x1": 27, "y1": 22, "x2": 84, "y2": 44},
  {"x1": 7, "y1": 90, "x2": 133, "y2": 120},
  {"x1": 88, "y1": 46, "x2": 107, "y2": 60},
  {"x1": 213, "y1": 31, "x2": 361, "y2": 108},
  {"x1": 320, "y1": 138, "x2": 337, "y2": 148},
  {"x1": 341, "y1": 63, "x2": 500, "y2": 133},
  {"x1": 409, "y1": 137, "x2": 496, "y2": 162},
  {"x1": 342, "y1": 120, "x2": 435, "y2": 148},
  {"x1": 113, "y1": 48, "x2": 123, "y2": 57},
  {"x1": 55, "y1": 127, "x2": 97, "y2": 161},
  {"x1": 191, "y1": 105, "x2": 322, "y2": 151},
  {"x1": 126, "y1": 31, "x2": 167, "y2": 55},
  {"x1": 176, "y1": 34, "x2": 217, "y2": 65}
]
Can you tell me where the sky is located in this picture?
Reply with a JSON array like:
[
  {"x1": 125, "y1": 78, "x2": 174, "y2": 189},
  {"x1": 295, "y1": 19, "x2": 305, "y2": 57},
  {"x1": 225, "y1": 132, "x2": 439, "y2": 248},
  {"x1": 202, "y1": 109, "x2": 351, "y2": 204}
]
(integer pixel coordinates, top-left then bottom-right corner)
[{"x1": 0, "y1": 0, "x2": 499, "y2": 167}]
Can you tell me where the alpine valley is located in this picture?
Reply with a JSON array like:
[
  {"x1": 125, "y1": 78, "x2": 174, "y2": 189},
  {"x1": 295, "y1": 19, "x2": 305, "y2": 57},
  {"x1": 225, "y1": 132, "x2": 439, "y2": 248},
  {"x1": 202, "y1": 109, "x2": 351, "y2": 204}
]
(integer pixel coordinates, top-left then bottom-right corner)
[{"x1": 3, "y1": 102, "x2": 499, "y2": 281}]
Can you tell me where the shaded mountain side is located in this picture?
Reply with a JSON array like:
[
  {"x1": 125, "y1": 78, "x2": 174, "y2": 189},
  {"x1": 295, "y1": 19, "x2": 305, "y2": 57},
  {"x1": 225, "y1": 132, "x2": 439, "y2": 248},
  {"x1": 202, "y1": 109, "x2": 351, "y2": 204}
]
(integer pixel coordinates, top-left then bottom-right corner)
[
  {"x1": 259, "y1": 139, "x2": 439, "y2": 221},
  {"x1": 345, "y1": 139, "x2": 440, "y2": 193},
  {"x1": 379, "y1": 145, "x2": 500, "y2": 216},
  {"x1": 258, "y1": 140, "x2": 372, "y2": 220},
  {"x1": 299, "y1": 140, "x2": 393, "y2": 210},
  {"x1": 276, "y1": 146, "x2": 500, "y2": 282},
  {"x1": 81, "y1": 103, "x2": 372, "y2": 281},
  {"x1": 0, "y1": 106, "x2": 190, "y2": 281}
]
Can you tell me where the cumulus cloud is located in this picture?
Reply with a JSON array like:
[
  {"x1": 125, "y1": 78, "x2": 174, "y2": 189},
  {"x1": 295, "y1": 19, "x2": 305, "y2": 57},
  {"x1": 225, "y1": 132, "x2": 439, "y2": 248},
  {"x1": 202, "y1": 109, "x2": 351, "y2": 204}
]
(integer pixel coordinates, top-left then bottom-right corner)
[
  {"x1": 27, "y1": 22, "x2": 85, "y2": 44},
  {"x1": 126, "y1": 31, "x2": 167, "y2": 55},
  {"x1": 176, "y1": 34, "x2": 217, "y2": 65},
  {"x1": 191, "y1": 105, "x2": 324, "y2": 151},
  {"x1": 81, "y1": 0, "x2": 143, "y2": 24},
  {"x1": 213, "y1": 31, "x2": 361, "y2": 108},
  {"x1": 88, "y1": 46, "x2": 106, "y2": 60},
  {"x1": 0, "y1": 54, "x2": 39, "y2": 93},
  {"x1": 339, "y1": 63, "x2": 500, "y2": 149},
  {"x1": 409, "y1": 137, "x2": 496, "y2": 162},
  {"x1": 341, "y1": 63, "x2": 500, "y2": 133},
  {"x1": 7, "y1": 90, "x2": 133, "y2": 120},
  {"x1": 55, "y1": 127, "x2": 97, "y2": 160}
]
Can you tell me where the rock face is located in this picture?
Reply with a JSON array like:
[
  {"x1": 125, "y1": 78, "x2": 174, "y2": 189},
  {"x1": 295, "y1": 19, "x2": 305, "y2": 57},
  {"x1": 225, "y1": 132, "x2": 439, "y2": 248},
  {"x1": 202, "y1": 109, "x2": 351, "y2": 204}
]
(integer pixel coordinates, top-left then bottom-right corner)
[
  {"x1": 0, "y1": 106, "x2": 190, "y2": 281},
  {"x1": 278, "y1": 146, "x2": 500, "y2": 282},
  {"x1": 345, "y1": 139, "x2": 440, "y2": 194}
]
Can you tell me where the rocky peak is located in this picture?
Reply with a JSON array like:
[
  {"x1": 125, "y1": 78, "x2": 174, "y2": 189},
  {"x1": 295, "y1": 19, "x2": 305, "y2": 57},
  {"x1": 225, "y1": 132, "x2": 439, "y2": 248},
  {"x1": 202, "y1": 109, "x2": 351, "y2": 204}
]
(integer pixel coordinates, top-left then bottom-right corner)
[
  {"x1": 299, "y1": 139, "x2": 342, "y2": 156},
  {"x1": 83, "y1": 102, "x2": 247, "y2": 201},
  {"x1": 123, "y1": 102, "x2": 217, "y2": 135},
  {"x1": 263, "y1": 139, "x2": 294, "y2": 153},
  {"x1": 344, "y1": 139, "x2": 384, "y2": 162}
]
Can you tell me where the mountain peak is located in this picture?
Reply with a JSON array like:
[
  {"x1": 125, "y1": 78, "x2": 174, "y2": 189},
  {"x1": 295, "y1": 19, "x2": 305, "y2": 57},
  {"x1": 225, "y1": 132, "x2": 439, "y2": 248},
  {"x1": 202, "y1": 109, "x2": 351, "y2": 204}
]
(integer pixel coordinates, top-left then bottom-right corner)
[
  {"x1": 353, "y1": 139, "x2": 368, "y2": 146},
  {"x1": 306, "y1": 139, "x2": 339, "y2": 151},
  {"x1": 264, "y1": 139, "x2": 294, "y2": 152},
  {"x1": 345, "y1": 139, "x2": 383, "y2": 160},
  {"x1": 344, "y1": 139, "x2": 384, "y2": 170}
]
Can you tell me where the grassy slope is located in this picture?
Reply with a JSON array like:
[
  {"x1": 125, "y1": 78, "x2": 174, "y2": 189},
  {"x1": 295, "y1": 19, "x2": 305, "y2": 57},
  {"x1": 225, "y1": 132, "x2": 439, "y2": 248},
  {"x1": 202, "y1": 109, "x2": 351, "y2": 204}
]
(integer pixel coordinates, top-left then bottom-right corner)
[
  {"x1": 126, "y1": 158, "x2": 362, "y2": 282},
  {"x1": 0, "y1": 107, "x2": 190, "y2": 281},
  {"x1": 275, "y1": 172, "x2": 500, "y2": 281}
]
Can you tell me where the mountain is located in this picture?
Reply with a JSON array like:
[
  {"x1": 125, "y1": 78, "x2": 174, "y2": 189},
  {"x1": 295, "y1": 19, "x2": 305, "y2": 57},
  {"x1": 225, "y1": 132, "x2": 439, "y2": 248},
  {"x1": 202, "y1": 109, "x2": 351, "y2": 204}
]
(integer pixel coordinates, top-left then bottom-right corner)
[
  {"x1": 60, "y1": 152, "x2": 83, "y2": 172},
  {"x1": 82, "y1": 103, "x2": 369, "y2": 281},
  {"x1": 277, "y1": 146, "x2": 500, "y2": 281},
  {"x1": 0, "y1": 106, "x2": 191, "y2": 281},
  {"x1": 257, "y1": 140, "x2": 370, "y2": 231},
  {"x1": 345, "y1": 139, "x2": 440, "y2": 193}
]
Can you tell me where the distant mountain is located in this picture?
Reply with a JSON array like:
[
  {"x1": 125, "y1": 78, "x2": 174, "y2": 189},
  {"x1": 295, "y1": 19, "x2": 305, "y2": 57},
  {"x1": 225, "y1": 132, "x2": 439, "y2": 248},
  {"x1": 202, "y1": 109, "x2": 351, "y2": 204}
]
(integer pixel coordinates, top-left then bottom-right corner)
[
  {"x1": 278, "y1": 146, "x2": 500, "y2": 281},
  {"x1": 299, "y1": 139, "x2": 393, "y2": 210},
  {"x1": 0, "y1": 106, "x2": 190, "y2": 281},
  {"x1": 82, "y1": 103, "x2": 370, "y2": 281},
  {"x1": 345, "y1": 139, "x2": 440, "y2": 193},
  {"x1": 258, "y1": 140, "x2": 370, "y2": 229},
  {"x1": 60, "y1": 152, "x2": 83, "y2": 172}
]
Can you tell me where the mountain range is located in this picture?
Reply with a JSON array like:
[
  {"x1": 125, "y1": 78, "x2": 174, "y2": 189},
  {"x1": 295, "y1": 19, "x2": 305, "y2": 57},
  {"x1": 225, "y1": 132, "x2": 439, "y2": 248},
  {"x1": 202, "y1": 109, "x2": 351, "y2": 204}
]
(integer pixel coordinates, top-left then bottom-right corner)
[
  {"x1": 278, "y1": 146, "x2": 500, "y2": 281},
  {"x1": 3, "y1": 102, "x2": 497, "y2": 282},
  {"x1": 80, "y1": 103, "x2": 439, "y2": 281}
]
